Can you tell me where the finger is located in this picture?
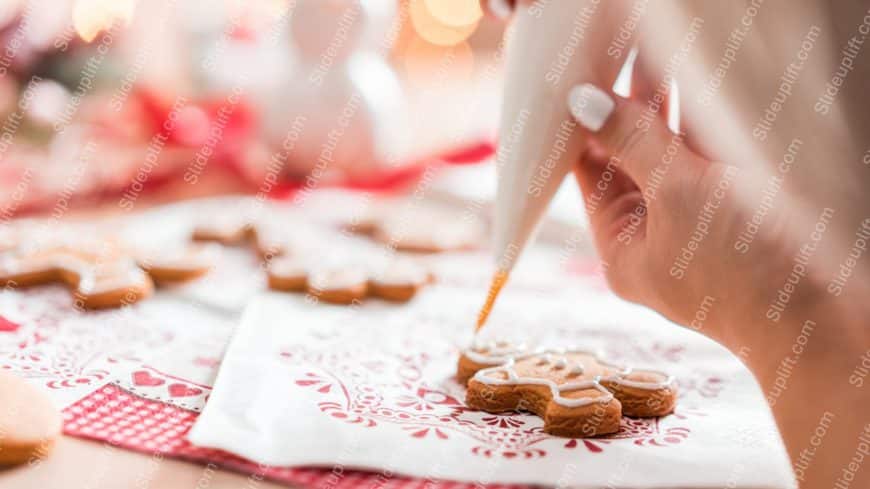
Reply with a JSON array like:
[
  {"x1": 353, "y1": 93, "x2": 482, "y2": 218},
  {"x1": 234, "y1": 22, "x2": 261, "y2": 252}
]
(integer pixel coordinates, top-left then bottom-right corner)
[
  {"x1": 629, "y1": 53, "x2": 672, "y2": 126},
  {"x1": 573, "y1": 158, "x2": 649, "y2": 302},
  {"x1": 631, "y1": 58, "x2": 713, "y2": 160},
  {"x1": 569, "y1": 77, "x2": 645, "y2": 246},
  {"x1": 481, "y1": 0, "x2": 514, "y2": 20},
  {"x1": 678, "y1": 101, "x2": 716, "y2": 161},
  {"x1": 574, "y1": 153, "x2": 639, "y2": 239},
  {"x1": 568, "y1": 83, "x2": 700, "y2": 192}
]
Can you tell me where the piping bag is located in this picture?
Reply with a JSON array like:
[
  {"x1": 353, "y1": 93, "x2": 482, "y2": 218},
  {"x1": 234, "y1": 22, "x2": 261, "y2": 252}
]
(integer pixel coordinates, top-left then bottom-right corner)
[{"x1": 476, "y1": 2, "x2": 602, "y2": 331}]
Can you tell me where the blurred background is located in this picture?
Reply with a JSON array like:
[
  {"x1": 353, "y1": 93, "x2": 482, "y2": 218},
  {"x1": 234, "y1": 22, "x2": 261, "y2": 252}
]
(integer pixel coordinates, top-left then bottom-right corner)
[{"x1": 0, "y1": 0, "x2": 522, "y2": 217}]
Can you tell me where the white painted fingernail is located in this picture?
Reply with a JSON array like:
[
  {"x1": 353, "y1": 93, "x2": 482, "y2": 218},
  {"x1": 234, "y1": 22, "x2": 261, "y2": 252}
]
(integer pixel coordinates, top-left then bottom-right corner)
[
  {"x1": 489, "y1": 0, "x2": 512, "y2": 20},
  {"x1": 568, "y1": 83, "x2": 615, "y2": 132}
]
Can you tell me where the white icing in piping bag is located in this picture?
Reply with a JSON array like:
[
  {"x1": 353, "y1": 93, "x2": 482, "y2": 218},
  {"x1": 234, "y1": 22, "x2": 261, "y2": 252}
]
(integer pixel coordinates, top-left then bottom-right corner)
[
  {"x1": 493, "y1": 2, "x2": 595, "y2": 273},
  {"x1": 478, "y1": 2, "x2": 603, "y2": 331}
]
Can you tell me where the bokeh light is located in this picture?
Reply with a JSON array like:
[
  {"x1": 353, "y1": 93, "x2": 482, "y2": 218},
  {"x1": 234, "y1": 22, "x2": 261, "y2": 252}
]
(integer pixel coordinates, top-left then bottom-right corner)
[
  {"x1": 403, "y1": 36, "x2": 474, "y2": 88},
  {"x1": 409, "y1": 0, "x2": 479, "y2": 47},
  {"x1": 423, "y1": 0, "x2": 483, "y2": 27},
  {"x1": 72, "y1": 0, "x2": 135, "y2": 42}
]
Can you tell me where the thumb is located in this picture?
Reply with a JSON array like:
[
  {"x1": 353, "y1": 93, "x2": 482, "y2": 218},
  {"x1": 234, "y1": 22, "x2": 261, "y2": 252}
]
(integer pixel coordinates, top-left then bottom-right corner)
[{"x1": 568, "y1": 83, "x2": 699, "y2": 193}]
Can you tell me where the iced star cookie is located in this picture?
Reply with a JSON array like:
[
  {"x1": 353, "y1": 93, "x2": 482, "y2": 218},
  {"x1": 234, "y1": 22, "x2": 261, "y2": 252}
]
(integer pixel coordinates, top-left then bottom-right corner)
[
  {"x1": 307, "y1": 267, "x2": 370, "y2": 305},
  {"x1": 461, "y1": 348, "x2": 677, "y2": 437},
  {"x1": 0, "y1": 231, "x2": 215, "y2": 309},
  {"x1": 374, "y1": 217, "x2": 481, "y2": 253},
  {"x1": 192, "y1": 218, "x2": 309, "y2": 259},
  {"x1": 266, "y1": 257, "x2": 431, "y2": 305},
  {"x1": 191, "y1": 218, "x2": 255, "y2": 246},
  {"x1": 266, "y1": 255, "x2": 309, "y2": 292},
  {"x1": 367, "y1": 259, "x2": 431, "y2": 302},
  {"x1": 0, "y1": 371, "x2": 61, "y2": 466},
  {"x1": 0, "y1": 241, "x2": 154, "y2": 309},
  {"x1": 136, "y1": 243, "x2": 217, "y2": 284},
  {"x1": 346, "y1": 204, "x2": 485, "y2": 253},
  {"x1": 0, "y1": 227, "x2": 17, "y2": 253},
  {"x1": 196, "y1": 221, "x2": 434, "y2": 304}
]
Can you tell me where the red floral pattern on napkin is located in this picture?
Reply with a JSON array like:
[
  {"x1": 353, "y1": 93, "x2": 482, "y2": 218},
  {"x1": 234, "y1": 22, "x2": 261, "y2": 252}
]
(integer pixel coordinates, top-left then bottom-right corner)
[{"x1": 281, "y1": 344, "x2": 698, "y2": 459}]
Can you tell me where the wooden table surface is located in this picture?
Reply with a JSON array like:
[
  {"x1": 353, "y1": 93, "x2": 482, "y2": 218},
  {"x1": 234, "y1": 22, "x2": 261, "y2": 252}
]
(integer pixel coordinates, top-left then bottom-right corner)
[{"x1": 1, "y1": 437, "x2": 292, "y2": 489}]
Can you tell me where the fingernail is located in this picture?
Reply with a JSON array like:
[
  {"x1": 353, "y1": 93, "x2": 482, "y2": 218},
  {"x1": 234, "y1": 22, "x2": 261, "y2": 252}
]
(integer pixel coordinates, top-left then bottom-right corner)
[
  {"x1": 489, "y1": 0, "x2": 512, "y2": 20},
  {"x1": 568, "y1": 84, "x2": 615, "y2": 132}
]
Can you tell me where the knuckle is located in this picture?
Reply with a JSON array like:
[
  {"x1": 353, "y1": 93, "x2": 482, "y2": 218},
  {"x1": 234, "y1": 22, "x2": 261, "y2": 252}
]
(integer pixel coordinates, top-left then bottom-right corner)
[
  {"x1": 602, "y1": 256, "x2": 640, "y2": 302},
  {"x1": 610, "y1": 119, "x2": 647, "y2": 166},
  {"x1": 606, "y1": 275, "x2": 634, "y2": 300}
]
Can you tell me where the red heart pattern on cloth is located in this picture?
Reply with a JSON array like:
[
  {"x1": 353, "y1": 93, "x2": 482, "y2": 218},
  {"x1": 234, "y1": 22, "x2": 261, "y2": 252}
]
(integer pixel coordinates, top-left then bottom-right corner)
[
  {"x1": 168, "y1": 383, "x2": 203, "y2": 397},
  {"x1": 132, "y1": 370, "x2": 165, "y2": 387}
]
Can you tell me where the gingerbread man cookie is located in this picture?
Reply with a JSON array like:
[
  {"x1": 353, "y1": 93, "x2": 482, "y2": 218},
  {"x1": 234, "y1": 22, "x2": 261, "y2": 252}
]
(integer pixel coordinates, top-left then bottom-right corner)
[
  {"x1": 456, "y1": 340, "x2": 528, "y2": 385},
  {"x1": 459, "y1": 346, "x2": 676, "y2": 437}
]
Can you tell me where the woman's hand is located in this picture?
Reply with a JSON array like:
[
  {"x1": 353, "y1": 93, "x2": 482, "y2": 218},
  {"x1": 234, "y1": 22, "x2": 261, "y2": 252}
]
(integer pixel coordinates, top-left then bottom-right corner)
[
  {"x1": 568, "y1": 84, "x2": 793, "y2": 345},
  {"x1": 569, "y1": 82, "x2": 869, "y2": 489}
]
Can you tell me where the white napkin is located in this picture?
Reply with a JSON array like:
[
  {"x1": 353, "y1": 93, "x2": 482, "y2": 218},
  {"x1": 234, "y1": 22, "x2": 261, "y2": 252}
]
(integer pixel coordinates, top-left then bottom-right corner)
[{"x1": 189, "y1": 283, "x2": 795, "y2": 489}]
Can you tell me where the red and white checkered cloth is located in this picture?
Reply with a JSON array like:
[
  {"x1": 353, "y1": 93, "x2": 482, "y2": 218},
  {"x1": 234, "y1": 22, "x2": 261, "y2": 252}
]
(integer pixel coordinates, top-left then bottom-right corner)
[{"x1": 63, "y1": 383, "x2": 525, "y2": 489}]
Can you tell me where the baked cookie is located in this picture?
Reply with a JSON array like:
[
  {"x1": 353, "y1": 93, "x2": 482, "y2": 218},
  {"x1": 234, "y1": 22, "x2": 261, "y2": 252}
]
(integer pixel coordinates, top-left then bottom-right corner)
[
  {"x1": 0, "y1": 227, "x2": 17, "y2": 253},
  {"x1": 0, "y1": 371, "x2": 61, "y2": 466},
  {"x1": 456, "y1": 340, "x2": 527, "y2": 384},
  {"x1": 191, "y1": 218, "x2": 255, "y2": 246},
  {"x1": 196, "y1": 221, "x2": 433, "y2": 304},
  {"x1": 598, "y1": 368, "x2": 677, "y2": 418},
  {"x1": 461, "y1": 348, "x2": 676, "y2": 437},
  {"x1": 0, "y1": 231, "x2": 215, "y2": 309},
  {"x1": 307, "y1": 267, "x2": 369, "y2": 305},
  {"x1": 368, "y1": 260, "x2": 430, "y2": 302},
  {"x1": 0, "y1": 241, "x2": 155, "y2": 309},
  {"x1": 266, "y1": 255, "x2": 309, "y2": 292},
  {"x1": 136, "y1": 243, "x2": 217, "y2": 284},
  {"x1": 346, "y1": 204, "x2": 485, "y2": 253},
  {"x1": 192, "y1": 219, "x2": 303, "y2": 259},
  {"x1": 375, "y1": 220, "x2": 480, "y2": 253}
]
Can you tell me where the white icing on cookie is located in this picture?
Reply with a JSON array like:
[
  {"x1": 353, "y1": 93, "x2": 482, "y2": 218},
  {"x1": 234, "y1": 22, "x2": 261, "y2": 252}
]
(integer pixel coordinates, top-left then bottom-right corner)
[
  {"x1": 77, "y1": 265, "x2": 150, "y2": 294},
  {"x1": 462, "y1": 340, "x2": 528, "y2": 366},
  {"x1": 138, "y1": 243, "x2": 219, "y2": 270},
  {"x1": 589, "y1": 356, "x2": 674, "y2": 390},
  {"x1": 2, "y1": 249, "x2": 89, "y2": 275},
  {"x1": 0, "y1": 233, "x2": 16, "y2": 253},
  {"x1": 268, "y1": 255, "x2": 309, "y2": 277},
  {"x1": 473, "y1": 356, "x2": 614, "y2": 408},
  {"x1": 308, "y1": 268, "x2": 368, "y2": 291},
  {"x1": 470, "y1": 348, "x2": 675, "y2": 408},
  {"x1": 601, "y1": 368, "x2": 675, "y2": 390},
  {"x1": 370, "y1": 260, "x2": 428, "y2": 286},
  {"x1": 196, "y1": 215, "x2": 250, "y2": 234}
]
